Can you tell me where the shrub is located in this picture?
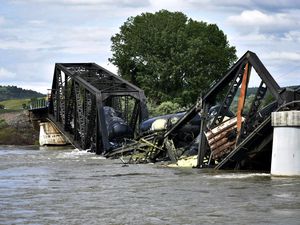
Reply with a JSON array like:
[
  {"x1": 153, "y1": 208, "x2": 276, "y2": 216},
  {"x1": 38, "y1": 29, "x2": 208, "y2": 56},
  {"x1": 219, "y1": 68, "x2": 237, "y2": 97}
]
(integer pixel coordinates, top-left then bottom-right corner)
[{"x1": 147, "y1": 101, "x2": 182, "y2": 117}]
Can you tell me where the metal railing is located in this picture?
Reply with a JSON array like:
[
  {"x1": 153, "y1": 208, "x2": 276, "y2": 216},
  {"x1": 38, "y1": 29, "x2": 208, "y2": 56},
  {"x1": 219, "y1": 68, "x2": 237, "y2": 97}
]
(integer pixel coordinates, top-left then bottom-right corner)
[{"x1": 29, "y1": 98, "x2": 48, "y2": 110}]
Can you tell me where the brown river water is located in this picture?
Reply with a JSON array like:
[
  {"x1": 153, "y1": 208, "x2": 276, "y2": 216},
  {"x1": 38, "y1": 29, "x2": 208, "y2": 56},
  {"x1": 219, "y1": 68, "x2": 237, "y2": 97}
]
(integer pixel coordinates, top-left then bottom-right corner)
[{"x1": 0, "y1": 146, "x2": 299, "y2": 225}]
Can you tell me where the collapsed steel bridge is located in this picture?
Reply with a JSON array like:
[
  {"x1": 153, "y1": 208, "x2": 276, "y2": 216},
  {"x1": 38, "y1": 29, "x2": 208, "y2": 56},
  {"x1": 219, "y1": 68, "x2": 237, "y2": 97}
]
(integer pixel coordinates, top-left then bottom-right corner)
[
  {"x1": 162, "y1": 51, "x2": 300, "y2": 170},
  {"x1": 48, "y1": 63, "x2": 148, "y2": 154},
  {"x1": 32, "y1": 51, "x2": 299, "y2": 171}
]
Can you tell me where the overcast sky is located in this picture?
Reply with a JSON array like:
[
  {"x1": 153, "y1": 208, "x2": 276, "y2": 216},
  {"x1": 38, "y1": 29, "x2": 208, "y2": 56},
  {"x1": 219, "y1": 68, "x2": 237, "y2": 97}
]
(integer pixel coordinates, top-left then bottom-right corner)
[{"x1": 0, "y1": 0, "x2": 299, "y2": 94}]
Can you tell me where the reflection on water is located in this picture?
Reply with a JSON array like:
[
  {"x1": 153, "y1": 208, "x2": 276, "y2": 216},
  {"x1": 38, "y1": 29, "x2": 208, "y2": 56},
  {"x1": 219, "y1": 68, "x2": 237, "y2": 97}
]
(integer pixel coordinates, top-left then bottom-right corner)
[{"x1": 0, "y1": 146, "x2": 299, "y2": 225}]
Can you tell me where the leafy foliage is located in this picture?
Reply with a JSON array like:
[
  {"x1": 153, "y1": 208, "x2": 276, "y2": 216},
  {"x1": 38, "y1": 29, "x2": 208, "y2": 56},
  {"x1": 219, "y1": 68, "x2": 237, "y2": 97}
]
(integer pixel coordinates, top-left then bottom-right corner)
[
  {"x1": 110, "y1": 10, "x2": 237, "y2": 106},
  {"x1": 147, "y1": 101, "x2": 182, "y2": 117}
]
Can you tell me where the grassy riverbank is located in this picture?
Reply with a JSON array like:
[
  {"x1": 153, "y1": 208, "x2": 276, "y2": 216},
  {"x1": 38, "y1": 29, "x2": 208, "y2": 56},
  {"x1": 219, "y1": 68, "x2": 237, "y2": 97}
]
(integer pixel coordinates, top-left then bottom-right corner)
[{"x1": 0, "y1": 98, "x2": 31, "y2": 110}]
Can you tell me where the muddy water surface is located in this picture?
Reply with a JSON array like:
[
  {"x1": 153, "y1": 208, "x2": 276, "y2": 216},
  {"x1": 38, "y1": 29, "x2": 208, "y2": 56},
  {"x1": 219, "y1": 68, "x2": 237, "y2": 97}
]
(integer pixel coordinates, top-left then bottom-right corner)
[{"x1": 0, "y1": 146, "x2": 299, "y2": 225}]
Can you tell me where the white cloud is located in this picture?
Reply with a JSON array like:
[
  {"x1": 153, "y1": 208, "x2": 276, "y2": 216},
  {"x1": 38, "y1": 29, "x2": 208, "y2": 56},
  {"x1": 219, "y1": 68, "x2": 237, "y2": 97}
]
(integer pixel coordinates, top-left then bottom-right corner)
[
  {"x1": 12, "y1": 0, "x2": 150, "y2": 8},
  {"x1": 271, "y1": 67, "x2": 300, "y2": 88},
  {"x1": 50, "y1": 27, "x2": 116, "y2": 54},
  {"x1": 28, "y1": 20, "x2": 45, "y2": 25},
  {"x1": 2, "y1": 0, "x2": 300, "y2": 92},
  {"x1": 264, "y1": 52, "x2": 300, "y2": 62},
  {"x1": 229, "y1": 33, "x2": 271, "y2": 43},
  {"x1": 282, "y1": 31, "x2": 300, "y2": 42},
  {"x1": 13, "y1": 0, "x2": 300, "y2": 12},
  {"x1": 0, "y1": 26, "x2": 116, "y2": 55},
  {"x1": 12, "y1": 62, "x2": 52, "y2": 82},
  {"x1": 187, "y1": 0, "x2": 300, "y2": 12},
  {"x1": 0, "y1": 39, "x2": 47, "y2": 51},
  {"x1": 227, "y1": 10, "x2": 299, "y2": 34},
  {"x1": 187, "y1": 0, "x2": 250, "y2": 11},
  {"x1": 100, "y1": 62, "x2": 118, "y2": 74},
  {"x1": 150, "y1": 0, "x2": 188, "y2": 11},
  {"x1": 19, "y1": 83, "x2": 50, "y2": 94},
  {"x1": 0, "y1": 68, "x2": 16, "y2": 80},
  {"x1": 248, "y1": 1, "x2": 300, "y2": 12}
]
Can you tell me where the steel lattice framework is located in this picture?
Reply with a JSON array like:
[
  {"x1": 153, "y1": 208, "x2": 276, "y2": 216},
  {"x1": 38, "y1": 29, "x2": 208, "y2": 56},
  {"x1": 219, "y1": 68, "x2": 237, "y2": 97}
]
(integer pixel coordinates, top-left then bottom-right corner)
[
  {"x1": 162, "y1": 51, "x2": 300, "y2": 169},
  {"x1": 48, "y1": 63, "x2": 148, "y2": 154}
]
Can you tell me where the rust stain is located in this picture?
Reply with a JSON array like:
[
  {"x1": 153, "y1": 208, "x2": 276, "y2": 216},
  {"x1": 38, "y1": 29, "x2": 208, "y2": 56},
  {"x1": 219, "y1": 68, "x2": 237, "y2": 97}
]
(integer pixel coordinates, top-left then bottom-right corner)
[{"x1": 236, "y1": 63, "x2": 249, "y2": 134}]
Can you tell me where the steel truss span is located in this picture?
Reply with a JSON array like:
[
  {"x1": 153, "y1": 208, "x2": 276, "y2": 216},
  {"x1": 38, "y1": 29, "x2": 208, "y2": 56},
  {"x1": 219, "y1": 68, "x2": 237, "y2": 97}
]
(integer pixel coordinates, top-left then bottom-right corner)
[{"x1": 48, "y1": 63, "x2": 148, "y2": 154}]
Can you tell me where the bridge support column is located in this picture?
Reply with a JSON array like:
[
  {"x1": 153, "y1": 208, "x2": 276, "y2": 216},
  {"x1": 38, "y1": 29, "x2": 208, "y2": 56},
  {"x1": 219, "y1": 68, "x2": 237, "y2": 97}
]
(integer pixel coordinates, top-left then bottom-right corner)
[
  {"x1": 39, "y1": 122, "x2": 69, "y2": 146},
  {"x1": 271, "y1": 111, "x2": 300, "y2": 176}
]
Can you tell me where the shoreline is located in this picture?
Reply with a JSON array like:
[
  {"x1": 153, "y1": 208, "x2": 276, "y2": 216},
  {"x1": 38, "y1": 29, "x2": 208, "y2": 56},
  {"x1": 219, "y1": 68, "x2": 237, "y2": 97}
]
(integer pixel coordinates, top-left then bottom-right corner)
[{"x1": 0, "y1": 110, "x2": 39, "y2": 145}]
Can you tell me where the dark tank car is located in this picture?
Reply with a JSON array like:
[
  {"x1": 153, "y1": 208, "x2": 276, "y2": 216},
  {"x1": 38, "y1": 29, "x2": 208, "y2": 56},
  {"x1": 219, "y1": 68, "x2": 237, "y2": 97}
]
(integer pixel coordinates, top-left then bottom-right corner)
[{"x1": 103, "y1": 106, "x2": 133, "y2": 141}]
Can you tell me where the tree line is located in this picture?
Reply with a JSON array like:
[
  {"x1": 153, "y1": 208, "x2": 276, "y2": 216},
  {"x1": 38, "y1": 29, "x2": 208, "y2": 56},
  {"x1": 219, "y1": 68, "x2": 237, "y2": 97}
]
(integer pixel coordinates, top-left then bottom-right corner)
[{"x1": 0, "y1": 85, "x2": 44, "y2": 102}]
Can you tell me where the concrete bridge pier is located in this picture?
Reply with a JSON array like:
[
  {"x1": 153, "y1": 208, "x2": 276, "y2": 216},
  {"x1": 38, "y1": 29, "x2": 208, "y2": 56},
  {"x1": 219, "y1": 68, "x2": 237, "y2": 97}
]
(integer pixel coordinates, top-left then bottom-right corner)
[
  {"x1": 29, "y1": 108, "x2": 69, "y2": 146},
  {"x1": 271, "y1": 111, "x2": 300, "y2": 176},
  {"x1": 39, "y1": 122, "x2": 69, "y2": 146}
]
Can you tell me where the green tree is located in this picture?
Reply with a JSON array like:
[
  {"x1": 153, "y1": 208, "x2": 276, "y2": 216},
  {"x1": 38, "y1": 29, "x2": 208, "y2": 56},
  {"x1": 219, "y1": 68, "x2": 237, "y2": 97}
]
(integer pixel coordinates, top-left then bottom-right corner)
[
  {"x1": 147, "y1": 101, "x2": 182, "y2": 117},
  {"x1": 110, "y1": 10, "x2": 237, "y2": 106}
]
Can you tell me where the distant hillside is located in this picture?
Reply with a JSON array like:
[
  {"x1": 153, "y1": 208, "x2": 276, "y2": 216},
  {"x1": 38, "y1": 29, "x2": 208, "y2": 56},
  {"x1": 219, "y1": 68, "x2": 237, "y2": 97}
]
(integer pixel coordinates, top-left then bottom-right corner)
[{"x1": 0, "y1": 85, "x2": 45, "y2": 101}]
